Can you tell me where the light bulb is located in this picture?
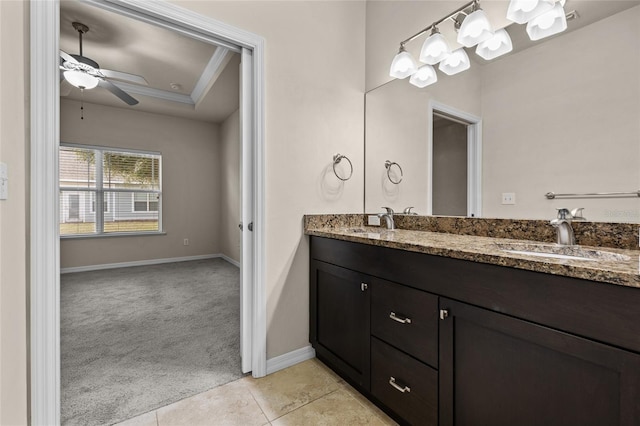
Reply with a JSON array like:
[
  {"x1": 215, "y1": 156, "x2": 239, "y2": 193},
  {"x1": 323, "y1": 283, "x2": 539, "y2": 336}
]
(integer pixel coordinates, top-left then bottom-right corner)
[
  {"x1": 438, "y1": 49, "x2": 470, "y2": 76},
  {"x1": 476, "y1": 29, "x2": 513, "y2": 60},
  {"x1": 389, "y1": 47, "x2": 418, "y2": 79},
  {"x1": 506, "y1": 0, "x2": 555, "y2": 24},
  {"x1": 64, "y1": 70, "x2": 99, "y2": 89},
  {"x1": 420, "y1": 31, "x2": 450, "y2": 65},
  {"x1": 409, "y1": 65, "x2": 438, "y2": 88},
  {"x1": 526, "y1": 2, "x2": 567, "y2": 41},
  {"x1": 457, "y1": 9, "x2": 494, "y2": 47}
]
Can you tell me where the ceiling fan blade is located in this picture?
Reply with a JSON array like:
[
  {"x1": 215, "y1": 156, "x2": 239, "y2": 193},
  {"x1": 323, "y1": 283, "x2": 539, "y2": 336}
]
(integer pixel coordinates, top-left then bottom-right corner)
[
  {"x1": 60, "y1": 50, "x2": 78, "y2": 64},
  {"x1": 98, "y1": 79, "x2": 139, "y2": 106},
  {"x1": 100, "y1": 69, "x2": 148, "y2": 86}
]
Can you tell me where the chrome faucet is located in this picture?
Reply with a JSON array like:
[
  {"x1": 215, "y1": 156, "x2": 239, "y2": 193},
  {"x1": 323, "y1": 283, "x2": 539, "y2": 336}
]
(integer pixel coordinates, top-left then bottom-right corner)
[
  {"x1": 403, "y1": 206, "x2": 417, "y2": 215},
  {"x1": 550, "y1": 208, "x2": 586, "y2": 245},
  {"x1": 378, "y1": 207, "x2": 395, "y2": 230}
]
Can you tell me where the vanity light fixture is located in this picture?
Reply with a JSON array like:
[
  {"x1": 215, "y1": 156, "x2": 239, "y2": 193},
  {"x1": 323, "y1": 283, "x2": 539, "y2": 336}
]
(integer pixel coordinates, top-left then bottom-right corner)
[
  {"x1": 506, "y1": 0, "x2": 555, "y2": 24},
  {"x1": 409, "y1": 64, "x2": 438, "y2": 88},
  {"x1": 389, "y1": 0, "x2": 575, "y2": 87},
  {"x1": 476, "y1": 29, "x2": 513, "y2": 60},
  {"x1": 419, "y1": 27, "x2": 451, "y2": 65},
  {"x1": 456, "y1": 3, "x2": 494, "y2": 47},
  {"x1": 389, "y1": 44, "x2": 419, "y2": 79},
  {"x1": 438, "y1": 49, "x2": 471, "y2": 75},
  {"x1": 526, "y1": 0, "x2": 567, "y2": 40}
]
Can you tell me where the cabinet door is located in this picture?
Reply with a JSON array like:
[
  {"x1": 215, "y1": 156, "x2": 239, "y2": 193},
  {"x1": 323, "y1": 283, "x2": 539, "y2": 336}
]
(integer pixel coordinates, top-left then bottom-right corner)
[
  {"x1": 439, "y1": 298, "x2": 640, "y2": 426},
  {"x1": 310, "y1": 260, "x2": 371, "y2": 389}
]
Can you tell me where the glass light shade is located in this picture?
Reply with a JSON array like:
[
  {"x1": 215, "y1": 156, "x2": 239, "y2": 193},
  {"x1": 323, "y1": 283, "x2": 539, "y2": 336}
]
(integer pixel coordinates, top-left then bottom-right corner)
[
  {"x1": 475, "y1": 29, "x2": 513, "y2": 60},
  {"x1": 506, "y1": 0, "x2": 555, "y2": 24},
  {"x1": 409, "y1": 65, "x2": 438, "y2": 88},
  {"x1": 419, "y1": 32, "x2": 450, "y2": 65},
  {"x1": 389, "y1": 49, "x2": 418, "y2": 79},
  {"x1": 457, "y1": 9, "x2": 494, "y2": 47},
  {"x1": 438, "y1": 49, "x2": 470, "y2": 76},
  {"x1": 64, "y1": 70, "x2": 99, "y2": 89},
  {"x1": 526, "y1": 2, "x2": 567, "y2": 41}
]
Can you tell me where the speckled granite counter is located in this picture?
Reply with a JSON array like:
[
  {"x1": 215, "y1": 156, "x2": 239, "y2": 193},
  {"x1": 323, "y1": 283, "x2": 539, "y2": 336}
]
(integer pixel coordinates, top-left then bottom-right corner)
[{"x1": 304, "y1": 216, "x2": 640, "y2": 289}]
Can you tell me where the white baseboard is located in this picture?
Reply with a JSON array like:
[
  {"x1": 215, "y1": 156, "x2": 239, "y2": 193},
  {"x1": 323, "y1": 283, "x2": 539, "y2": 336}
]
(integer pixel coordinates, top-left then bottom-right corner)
[
  {"x1": 61, "y1": 253, "x2": 239, "y2": 274},
  {"x1": 266, "y1": 345, "x2": 316, "y2": 375},
  {"x1": 220, "y1": 254, "x2": 240, "y2": 268}
]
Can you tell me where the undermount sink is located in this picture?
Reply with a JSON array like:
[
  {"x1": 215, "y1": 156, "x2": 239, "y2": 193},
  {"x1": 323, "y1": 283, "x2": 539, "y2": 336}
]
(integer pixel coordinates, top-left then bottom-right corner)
[{"x1": 495, "y1": 242, "x2": 631, "y2": 262}]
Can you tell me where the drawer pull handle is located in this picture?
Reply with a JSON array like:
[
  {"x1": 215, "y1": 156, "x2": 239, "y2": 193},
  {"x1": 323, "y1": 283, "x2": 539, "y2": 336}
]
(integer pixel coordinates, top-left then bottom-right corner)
[
  {"x1": 389, "y1": 312, "x2": 412, "y2": 324},
  {"x1": 389, "y1": 377, "x2": 411, "y2": 393}
]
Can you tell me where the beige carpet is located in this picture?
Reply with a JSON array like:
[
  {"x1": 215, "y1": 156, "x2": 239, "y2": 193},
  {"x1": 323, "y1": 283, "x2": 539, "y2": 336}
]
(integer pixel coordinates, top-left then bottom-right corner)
[{"x1": 61, "y1": 258, "x2": 242, "y2": 425}]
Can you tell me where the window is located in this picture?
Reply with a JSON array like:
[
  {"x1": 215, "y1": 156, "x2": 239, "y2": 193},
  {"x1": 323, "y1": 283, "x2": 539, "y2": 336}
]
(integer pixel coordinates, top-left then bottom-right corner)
[
  {"x1": 59, "y1": 144, "x2": 162, "y2": 236},
  {"x1": 133, "y1": 193, "x2": 159, "y2": 212}
]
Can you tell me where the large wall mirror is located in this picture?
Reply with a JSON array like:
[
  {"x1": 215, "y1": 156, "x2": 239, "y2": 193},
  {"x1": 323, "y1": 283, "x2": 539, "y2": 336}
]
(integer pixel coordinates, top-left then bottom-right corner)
[{"x1": 365, "y1": 1, "x2": 640, "y2": 223}]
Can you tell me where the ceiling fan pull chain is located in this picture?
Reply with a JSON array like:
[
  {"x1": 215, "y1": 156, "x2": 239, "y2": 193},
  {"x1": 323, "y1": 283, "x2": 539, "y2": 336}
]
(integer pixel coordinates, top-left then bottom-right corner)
[{"x1": 80, "y1": 88, "x2": 84, "y2": 120}]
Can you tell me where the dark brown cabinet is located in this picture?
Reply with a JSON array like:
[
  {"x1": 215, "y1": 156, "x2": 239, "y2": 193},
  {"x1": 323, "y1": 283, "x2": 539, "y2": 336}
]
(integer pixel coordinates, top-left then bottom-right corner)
[
  {"x1": 439, "y1": 298, "x2": 640, "y2": 426},
  {"x1": 309, "y1": 236, "x2": 640, "y2": 426},
  {"x1": 310, "y1": 260, "x2": 371, "y2": 389}
]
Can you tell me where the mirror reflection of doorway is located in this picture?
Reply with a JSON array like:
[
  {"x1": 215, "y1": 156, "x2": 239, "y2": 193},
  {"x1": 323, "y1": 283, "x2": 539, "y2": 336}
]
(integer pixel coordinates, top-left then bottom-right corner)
[
  {"x1": 432, "y1": 114, "x2": 468, "y2": 216},
  {"x1": 428, "y1": 101, "x2": 482, "y2": 218}
]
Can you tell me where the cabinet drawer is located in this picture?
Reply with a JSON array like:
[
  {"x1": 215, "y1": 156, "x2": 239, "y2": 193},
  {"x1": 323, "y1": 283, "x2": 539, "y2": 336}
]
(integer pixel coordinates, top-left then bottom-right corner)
[
  {"x1": 371, "y1": 277, "x2": 438, "y2": 367},
  {"x1": 371, "y1": 337, "x2": 437, "y2": 426}
]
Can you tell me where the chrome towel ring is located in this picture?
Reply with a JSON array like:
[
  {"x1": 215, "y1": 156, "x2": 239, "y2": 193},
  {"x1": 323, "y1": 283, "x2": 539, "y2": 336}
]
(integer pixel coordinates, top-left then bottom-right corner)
[
  {"x1": 333, "y1": 153, "x2": 353, "y2": 181},
  {"x1": 385, "y1": 160, "x2": 403, "y2": 184}
]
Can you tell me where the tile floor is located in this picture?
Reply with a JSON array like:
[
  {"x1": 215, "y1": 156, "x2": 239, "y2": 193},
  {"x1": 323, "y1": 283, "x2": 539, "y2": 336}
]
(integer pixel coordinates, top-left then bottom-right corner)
[{"x1": 115, "y1": 358, "x2": 398, "y2": 426}]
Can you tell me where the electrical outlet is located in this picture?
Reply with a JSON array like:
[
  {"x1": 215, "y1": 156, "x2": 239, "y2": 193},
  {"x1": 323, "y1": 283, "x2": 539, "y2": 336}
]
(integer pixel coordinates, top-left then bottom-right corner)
[
  {"x1": 502, "y1": 192, "x2": 516, "y2": 205},
  {"x1": 368, "y1": 215, "x2": 381, "y2": 226},
  {"x1": 183, "y1": 238, "x2": 189, "y2": 246}
]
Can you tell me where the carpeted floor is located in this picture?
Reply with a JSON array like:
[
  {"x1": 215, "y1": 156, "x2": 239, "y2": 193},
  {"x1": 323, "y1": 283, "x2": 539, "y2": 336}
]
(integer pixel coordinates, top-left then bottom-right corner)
[{"x1": 61, "y1": 258, "x2": 242, "y2": 426}]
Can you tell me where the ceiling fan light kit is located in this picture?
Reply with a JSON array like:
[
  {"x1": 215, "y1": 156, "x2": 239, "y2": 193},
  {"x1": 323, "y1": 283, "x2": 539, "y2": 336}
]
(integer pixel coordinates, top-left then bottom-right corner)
[
  {"x1": 389, "y1": 0, "x2": 572, "y2": 87},
  {"x1": 60, "y1": 21, "x2": 149, "y2": 106}
]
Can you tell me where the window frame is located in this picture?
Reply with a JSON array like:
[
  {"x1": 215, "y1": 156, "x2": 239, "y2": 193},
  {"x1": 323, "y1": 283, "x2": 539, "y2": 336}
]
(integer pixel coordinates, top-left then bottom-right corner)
[{"x1": 59, "y1": 142, "x2": 163, "y2": 238}]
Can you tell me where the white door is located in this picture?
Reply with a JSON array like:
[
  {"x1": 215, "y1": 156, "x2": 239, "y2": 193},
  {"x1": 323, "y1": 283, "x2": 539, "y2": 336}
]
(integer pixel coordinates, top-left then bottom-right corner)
[{"x1": 240, "y1": 47, "x2": 254, "y2": 374}]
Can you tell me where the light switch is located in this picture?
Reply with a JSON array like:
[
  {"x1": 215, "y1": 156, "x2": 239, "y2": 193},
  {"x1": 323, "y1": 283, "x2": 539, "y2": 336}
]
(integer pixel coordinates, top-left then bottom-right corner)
[{"x1": 0, "y1": 162, "x2": 7, "y2": 200}]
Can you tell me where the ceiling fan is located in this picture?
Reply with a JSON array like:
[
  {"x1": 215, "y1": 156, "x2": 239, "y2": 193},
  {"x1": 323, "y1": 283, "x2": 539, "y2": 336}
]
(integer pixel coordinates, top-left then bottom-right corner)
[{"x1": 60, "y1": 21, "x2": 148, "y2": 106}]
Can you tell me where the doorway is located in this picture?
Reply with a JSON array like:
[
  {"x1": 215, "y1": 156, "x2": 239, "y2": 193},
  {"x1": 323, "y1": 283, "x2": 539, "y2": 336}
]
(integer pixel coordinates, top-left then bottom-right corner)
[
  {"x1": 30, "y1": 1, "x2": 266, "y2": 424},
  {"x1": 428, "y1": 101, "x2": 482, "y2": 217}
]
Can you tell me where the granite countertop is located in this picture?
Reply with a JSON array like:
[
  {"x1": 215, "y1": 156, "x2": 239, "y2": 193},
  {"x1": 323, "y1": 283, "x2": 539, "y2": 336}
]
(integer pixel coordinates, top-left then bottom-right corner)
[{"x1": 305, "y1": 225, "x2": 640, "y2": 289}]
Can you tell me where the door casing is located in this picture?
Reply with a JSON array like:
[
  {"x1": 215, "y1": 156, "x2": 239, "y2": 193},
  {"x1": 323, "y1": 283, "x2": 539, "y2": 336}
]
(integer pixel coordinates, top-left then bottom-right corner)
[{"x1": 30, "y1": 1, "x2": 266, "y2": 424}]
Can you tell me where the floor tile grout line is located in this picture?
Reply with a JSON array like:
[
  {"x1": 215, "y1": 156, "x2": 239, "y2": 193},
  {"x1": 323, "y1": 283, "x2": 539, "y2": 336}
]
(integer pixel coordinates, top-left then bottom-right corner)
[
  {"x1": 267, "y1": 387, "x2": 342, "y2": 423},
  {"x1": 154, "y1": 410, "x2": 159, "y2": 426},
  {"x1": 246, "y1": 383, "x2": 272, "y2": 424},
  {"x1": 339, "y1": 383, "x2": 397, "y2": 425}
]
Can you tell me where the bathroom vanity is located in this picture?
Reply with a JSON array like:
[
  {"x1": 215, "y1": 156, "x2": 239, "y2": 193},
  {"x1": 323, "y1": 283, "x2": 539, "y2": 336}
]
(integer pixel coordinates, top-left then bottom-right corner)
[{"x1": 306, "y1": 218, "x2": 640, "y2": 425}]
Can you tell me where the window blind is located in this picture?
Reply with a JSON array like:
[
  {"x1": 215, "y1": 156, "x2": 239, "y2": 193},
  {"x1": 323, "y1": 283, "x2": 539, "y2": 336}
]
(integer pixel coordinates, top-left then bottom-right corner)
[{"x1": 59, "y1": 144, "x2": 162, "y2": 236}]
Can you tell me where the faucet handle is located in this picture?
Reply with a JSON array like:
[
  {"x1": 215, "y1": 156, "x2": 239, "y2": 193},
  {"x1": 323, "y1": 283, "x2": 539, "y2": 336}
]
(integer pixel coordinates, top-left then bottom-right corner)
[
  {"x1": 556, "y1": 208, "x2": 571, "y2": 219},
  {"x1": 571, "y1": 208, "x2": 586, "y2": 220},
  {"x1": 382, "y1": 206, "x2": 395, "y2": 214},
  {"x1": 403, "y1": 207, "x2": 414, "y2": 214}
]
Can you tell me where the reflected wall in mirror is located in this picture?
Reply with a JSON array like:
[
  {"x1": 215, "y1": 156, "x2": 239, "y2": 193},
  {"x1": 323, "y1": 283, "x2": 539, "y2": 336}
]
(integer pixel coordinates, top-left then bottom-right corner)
[{"x1": 365, "y1": 1, "x2": 640, "y2": 223}]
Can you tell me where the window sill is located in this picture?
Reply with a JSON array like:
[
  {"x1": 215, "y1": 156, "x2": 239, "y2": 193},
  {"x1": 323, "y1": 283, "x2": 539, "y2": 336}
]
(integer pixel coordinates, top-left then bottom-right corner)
[{"x1": 60, "y1": 231, "x2": 166, "y2": 240}]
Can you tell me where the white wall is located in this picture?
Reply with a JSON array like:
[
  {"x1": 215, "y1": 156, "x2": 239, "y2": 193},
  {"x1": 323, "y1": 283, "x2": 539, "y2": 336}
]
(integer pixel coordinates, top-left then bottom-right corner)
[
  {"x1": 60, "y1": 99, "x2": 221, "y2": 268},
  {"x1": 176, "y1": 1, "x2": 366, "y2": 359},
  {"x1": 0, "y1": 1, "x2": 28, "y2": 424},
  {"x1": 220, "y1": 109, "x2": 240, "y2": 263}
]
